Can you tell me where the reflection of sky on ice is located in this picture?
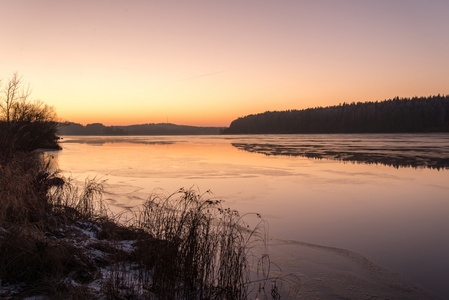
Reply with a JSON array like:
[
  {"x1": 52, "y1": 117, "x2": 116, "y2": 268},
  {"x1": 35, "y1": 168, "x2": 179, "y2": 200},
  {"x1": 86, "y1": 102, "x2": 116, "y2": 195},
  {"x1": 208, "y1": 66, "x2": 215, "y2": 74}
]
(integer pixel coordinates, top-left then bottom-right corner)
[{"x1": 55, "y1": 134, "x2": 449, "y2": 299}]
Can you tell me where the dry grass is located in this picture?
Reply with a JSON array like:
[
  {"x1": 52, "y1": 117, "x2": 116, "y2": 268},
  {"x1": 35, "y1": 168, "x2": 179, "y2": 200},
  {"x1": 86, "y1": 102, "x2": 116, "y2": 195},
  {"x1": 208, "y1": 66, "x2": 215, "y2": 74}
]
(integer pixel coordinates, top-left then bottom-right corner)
[
  {"x1": 0, "y1": 148, "x2": 105, "y2": 298},
  {"x1": 0, "y1": 152, "x2": 53, "y2": 227},
  {"x1": 135, "y1": 188, "x2": 270, "y2": 299},
  {"x1": 49, "y1": 176, "x2": 107, "y2": 221}
]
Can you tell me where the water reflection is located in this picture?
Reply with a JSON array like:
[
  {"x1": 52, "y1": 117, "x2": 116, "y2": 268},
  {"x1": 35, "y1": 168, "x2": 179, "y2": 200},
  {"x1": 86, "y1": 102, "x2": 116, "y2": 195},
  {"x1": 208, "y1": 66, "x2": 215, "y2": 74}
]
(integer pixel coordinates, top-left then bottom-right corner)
[
  {"x1": 231, "y1": 135, "x2": 449, "y2": 170},
  {"x1": 61, "y1": 136, "x2": 176, "y2": 146}
]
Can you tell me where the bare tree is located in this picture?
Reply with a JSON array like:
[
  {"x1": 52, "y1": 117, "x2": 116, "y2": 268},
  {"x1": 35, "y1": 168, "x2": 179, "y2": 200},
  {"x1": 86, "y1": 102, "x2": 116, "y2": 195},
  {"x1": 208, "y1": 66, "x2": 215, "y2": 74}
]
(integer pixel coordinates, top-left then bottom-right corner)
[
  {"x1": 0, "y1": 73, "x2": 32, "y2": 123},
  {"x1": 0, "y1": 73, "x2": 56, "y2": 124}
]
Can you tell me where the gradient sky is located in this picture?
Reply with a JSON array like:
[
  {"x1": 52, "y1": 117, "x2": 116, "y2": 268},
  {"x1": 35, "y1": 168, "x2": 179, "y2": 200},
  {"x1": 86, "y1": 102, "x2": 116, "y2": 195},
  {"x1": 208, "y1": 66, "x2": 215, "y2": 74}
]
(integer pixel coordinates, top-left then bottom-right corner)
[{"x1": 1, "y1": 0, "x2": 449, "y2": 126}]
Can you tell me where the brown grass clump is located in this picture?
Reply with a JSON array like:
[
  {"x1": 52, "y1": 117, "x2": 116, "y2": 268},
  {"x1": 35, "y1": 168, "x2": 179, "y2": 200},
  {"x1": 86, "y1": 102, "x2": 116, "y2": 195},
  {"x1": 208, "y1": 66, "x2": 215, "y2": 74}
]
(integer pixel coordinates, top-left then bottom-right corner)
[
  {"x1": 48, "y1": 176, "x2": 107, "y2": 221},
  {"x1": 0, "y1": 152, "x2": 55, "y2": 226},
  {"x1": 0, "y1": 149, "x2": 105, "y2": 298}
]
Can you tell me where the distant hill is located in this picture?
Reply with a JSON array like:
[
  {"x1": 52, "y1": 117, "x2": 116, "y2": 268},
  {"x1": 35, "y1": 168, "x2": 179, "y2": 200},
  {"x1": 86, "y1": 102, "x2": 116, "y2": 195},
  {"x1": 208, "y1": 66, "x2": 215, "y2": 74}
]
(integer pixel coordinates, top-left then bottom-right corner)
[
  {"x1": 222, "y1": 95, "x2": 449, "y2": 134},
  {"x1": 58, "y1": 122, "x2": 223, "y2": 135}
]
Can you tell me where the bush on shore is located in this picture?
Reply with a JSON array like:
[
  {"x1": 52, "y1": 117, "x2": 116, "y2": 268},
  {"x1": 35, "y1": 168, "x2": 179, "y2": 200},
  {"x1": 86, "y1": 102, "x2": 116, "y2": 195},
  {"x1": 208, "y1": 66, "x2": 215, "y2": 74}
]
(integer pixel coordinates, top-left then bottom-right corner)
[{"x1": 0, "y1": 73, "x2": 60, "y2": 164}]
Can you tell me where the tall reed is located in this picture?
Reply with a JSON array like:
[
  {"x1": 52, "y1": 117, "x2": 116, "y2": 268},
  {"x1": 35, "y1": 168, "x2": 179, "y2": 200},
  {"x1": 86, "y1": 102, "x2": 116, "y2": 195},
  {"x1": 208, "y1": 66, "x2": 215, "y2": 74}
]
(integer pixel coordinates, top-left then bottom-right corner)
[{"x1": 136, "y1": 188, "x2": 269, "y2": 299}]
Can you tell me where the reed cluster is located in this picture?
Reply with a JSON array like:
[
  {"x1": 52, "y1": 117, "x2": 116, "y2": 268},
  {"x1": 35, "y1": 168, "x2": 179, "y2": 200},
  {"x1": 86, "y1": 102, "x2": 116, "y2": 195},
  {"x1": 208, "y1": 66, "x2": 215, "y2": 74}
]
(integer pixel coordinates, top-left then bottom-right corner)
[{"x1": 135, "y1": 188, "x2": 270, "y2": 299}]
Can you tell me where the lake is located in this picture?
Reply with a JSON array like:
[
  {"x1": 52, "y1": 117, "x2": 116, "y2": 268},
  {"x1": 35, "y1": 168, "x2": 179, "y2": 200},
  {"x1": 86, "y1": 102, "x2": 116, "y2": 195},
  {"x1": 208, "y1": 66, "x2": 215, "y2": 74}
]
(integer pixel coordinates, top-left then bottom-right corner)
[{"x1": 55, "y1": 134, "x2": 449, "y2": 299}]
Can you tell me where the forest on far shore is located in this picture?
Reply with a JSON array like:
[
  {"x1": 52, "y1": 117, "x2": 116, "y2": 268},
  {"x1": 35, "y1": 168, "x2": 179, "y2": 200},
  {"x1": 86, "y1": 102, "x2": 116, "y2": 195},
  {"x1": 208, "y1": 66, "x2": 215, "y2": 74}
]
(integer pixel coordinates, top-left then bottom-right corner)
[
  {"x1": 58, "y1": 122, "x2": 222, "y2": 135},
  {"x1": 222, "y1": 95, "x2": 449, "y2": 134}
]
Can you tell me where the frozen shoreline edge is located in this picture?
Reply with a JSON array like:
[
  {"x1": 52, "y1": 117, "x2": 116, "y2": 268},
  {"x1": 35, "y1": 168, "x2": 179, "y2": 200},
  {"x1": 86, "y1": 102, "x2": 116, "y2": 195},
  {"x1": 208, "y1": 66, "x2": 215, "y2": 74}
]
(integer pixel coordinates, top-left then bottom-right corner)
[{"x1": 266, "y1": 238, "x2": 435, "y2": 299}]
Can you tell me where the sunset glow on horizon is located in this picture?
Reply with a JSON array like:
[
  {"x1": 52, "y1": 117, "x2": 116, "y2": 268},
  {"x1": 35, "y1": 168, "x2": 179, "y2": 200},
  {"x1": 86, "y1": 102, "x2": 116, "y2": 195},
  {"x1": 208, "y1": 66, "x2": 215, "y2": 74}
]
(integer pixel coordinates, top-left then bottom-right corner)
[{"x1": 2, "y1": 1, "x2": 449, "y2": 127}]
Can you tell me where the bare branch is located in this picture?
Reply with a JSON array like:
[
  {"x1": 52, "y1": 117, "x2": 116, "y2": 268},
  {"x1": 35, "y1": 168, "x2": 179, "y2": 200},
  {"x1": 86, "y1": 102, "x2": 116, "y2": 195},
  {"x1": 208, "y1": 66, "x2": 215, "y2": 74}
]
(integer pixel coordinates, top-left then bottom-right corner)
[
  {"x1": 1, "y1": 73, "x2": 24, "y2": 123},
  {"x1": 1, "y1": 73, "x2": 56, "y2": 124}
]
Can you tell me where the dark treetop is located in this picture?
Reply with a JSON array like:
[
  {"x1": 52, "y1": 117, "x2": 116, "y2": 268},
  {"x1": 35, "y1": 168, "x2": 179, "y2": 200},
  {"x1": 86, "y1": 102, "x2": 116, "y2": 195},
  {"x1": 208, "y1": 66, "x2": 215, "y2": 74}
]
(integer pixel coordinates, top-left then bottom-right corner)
[{"x1": 222, "y1": 95, "x2": 449, "y2": 134}]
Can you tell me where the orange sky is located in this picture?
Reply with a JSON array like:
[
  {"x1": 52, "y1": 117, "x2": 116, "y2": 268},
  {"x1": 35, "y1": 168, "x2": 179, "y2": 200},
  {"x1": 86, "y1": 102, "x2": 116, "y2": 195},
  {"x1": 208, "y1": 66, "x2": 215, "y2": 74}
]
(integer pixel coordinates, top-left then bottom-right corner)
[{"x1": 1, "y1": 1, "x2": 449, "y2": 127}]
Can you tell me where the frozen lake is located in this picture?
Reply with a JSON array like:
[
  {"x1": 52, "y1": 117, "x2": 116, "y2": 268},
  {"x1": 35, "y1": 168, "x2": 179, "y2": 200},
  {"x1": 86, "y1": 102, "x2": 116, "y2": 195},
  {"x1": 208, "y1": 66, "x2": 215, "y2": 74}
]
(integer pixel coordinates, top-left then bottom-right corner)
[{"x1": 55, "y1": 134, "x2": 449, "y2": 299}]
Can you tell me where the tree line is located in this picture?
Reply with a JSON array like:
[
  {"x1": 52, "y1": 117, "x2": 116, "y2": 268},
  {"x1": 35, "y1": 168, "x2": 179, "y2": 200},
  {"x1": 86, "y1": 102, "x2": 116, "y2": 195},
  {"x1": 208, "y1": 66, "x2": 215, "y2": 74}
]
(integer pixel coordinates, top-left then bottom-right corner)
[
  {"x1": 222, "y1": 95, "x2": 449, "y2": 134},
  {"x1": 58, "y1": 122, "x2": 223, "y2": 135}
]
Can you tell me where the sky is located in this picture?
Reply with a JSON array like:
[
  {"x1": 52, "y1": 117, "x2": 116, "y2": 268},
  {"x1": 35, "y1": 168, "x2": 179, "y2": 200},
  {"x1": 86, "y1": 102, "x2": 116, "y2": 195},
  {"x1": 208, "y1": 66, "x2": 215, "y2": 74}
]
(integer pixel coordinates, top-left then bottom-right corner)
[{"x1": 1, "y1": 0, "x2": 449, "y2": 127}]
